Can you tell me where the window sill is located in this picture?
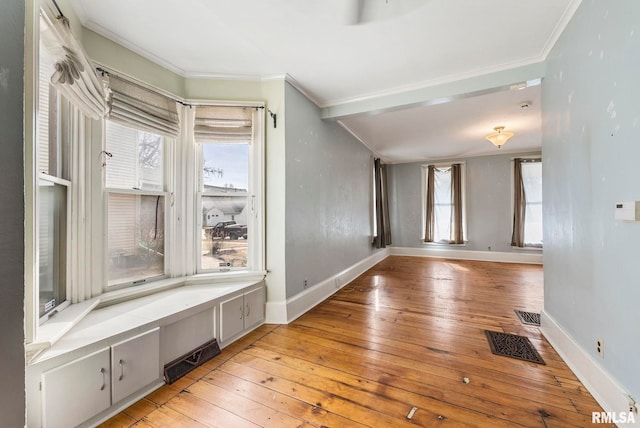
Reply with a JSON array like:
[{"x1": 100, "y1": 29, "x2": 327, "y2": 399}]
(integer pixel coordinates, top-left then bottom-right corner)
[
  {"x1": 422, "y1": 241, "x2": 467, "y2": 247},
  {"x1": 511, "y1": 245, "x2": 543, "y2": 252},
  {"x1": 27, "y1": 271, "x2": 266, "y2": 364},
  {"x1": 26, "y1": 297, "x2": 101, "y2": 363}
]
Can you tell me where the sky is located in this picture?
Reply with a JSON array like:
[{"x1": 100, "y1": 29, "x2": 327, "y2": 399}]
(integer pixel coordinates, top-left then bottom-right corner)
[{"x1": 202, "y1": 143, "x2": 249, "y2": 190}]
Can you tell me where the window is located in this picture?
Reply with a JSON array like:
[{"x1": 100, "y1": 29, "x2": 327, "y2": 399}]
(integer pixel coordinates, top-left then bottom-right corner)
[
  {"x1": 105, "y1": 121, "x2": 168, "y2": 286},
  {"x1": 195, "y1": 106, "x2": 264, "y2": 272},
  {"x1": 512, "y1": 158, "x2": 542, "y2": 247},
  {"x1": 36, "y1": 34, "x2": 69, "y2": 319},
  {"x1": 423, "y1": 163, "x2": 466, "y2": 244}
]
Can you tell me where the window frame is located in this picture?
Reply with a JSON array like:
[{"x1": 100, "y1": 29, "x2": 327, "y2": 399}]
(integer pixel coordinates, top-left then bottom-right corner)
[
  {"x1": 37, "y1": 173, "x2": 71, "y2": 322},
  {"x1": 421, "y1": 162, "x2": 467, "y2": 245},
  {"x1": 103, "y1": 121, "x2": 174, "y2": 290},
  {"x1": 33, "y1": 15, "x2": 73, "y2": 323},
  {"x1": 194, "y1": 105, "x2": 265, "y2": 274},
  {"x1": 511, "y1": 156, "x2": 543, "y2": 249}
]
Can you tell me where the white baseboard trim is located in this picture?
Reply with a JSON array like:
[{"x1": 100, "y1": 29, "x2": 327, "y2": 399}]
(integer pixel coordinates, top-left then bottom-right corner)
[
  {"x1": 285, "y1": 249, "x2": 390, "y2": 324},
  {"x1": 540, "y1": 310, "x2": 639, "y2": 427},
  {"x1": 389, "y1": 246, "x2": 543, "y2": 264},
  {"x1": 265, "y1": 300, "x2": 288, "y2": 324}
]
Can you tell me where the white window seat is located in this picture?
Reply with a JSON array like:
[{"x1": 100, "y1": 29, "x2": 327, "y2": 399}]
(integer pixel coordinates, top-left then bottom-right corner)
[{"x1": 29, "y1": 276, "x2": 265, "y2": 365}]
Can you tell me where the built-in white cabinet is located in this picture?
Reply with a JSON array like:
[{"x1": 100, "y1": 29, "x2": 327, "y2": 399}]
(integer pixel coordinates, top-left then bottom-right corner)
[
  {"x1": 220, "y1": 287, "x2": 265, "y2": 343},
  {"x1": 29, "y1": 282, "x2": 265, "y2": 428},
  {"x1": 111, "y1": 328, "x2": 160, "y2": 403},
  {"x1": 244, "y1": 287, "x2": 265, "y2": 329},
  {"x1": 42, "y1": 348, "x2": 111, "y2": 428},
  {"x1": 40, "y1": 328, "x2": 160, "y2": 428}
]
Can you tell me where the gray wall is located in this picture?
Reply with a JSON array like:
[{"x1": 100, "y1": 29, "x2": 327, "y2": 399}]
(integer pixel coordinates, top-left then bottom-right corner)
[
  {"x1": 0, "y1": 0, "x2": 26, "y2": 426},
  {"x1": 285, "y1": 83, "x2": 379, "y2": 298},
  {"x1": 388, "y1": 151, "x2": 541, "y2": 252},
  {"x1": 543, "y1": 1, "x2": 640, "y2": 398}
]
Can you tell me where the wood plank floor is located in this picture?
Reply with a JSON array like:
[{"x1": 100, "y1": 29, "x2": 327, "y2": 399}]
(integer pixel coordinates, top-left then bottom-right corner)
[{"x1": 99, "y1": 256, "x2": 612, "y2": 427}]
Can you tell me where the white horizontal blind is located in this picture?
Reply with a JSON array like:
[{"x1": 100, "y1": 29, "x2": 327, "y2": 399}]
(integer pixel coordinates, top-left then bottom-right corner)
[
  {"x1": 194, "y1": 106, "x2": 252, "y2": 143},
  {"x1": 105, "y1": 122, "x2": 137, "y2": 189},
  {"x1": 107, "y1": 193, "x2": 138, "y2": 257},
  {"x1": 105, "y1": 74, "x2": 180, "y2": 137},
  {"x1": 38, "y1": 39, "x2": 55, "y2": 175}
]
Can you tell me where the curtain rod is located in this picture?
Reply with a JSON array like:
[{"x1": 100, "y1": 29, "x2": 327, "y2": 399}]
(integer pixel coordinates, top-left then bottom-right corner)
[
  {"x1": 96, "y1": 66, "x2": 266, "y2": 111},
  {"x1": 52, "y1": 0, "x2": 65, "y2": 18}
]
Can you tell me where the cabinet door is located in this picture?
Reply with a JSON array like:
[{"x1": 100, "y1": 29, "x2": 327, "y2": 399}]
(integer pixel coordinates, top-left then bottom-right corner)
[
  {"x1": 42, "y1": 348, "x2": 111, "y2": 428},
  {"x1": 244, "y1": 287, "x2": 265, "y2": 330},
  {"x1": 220, "y1": 294, "x2": 244, "y2": 343},
  {"x1": 111, "y1": 328, "x2": 160, "y2": 403}
]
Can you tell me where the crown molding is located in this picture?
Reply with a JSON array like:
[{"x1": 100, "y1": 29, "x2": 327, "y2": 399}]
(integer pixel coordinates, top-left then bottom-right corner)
[
  {"x1": 539, "y1": 0, "x2": 583, "y2": 60},
  {"x1": 83, "y1": 20, "x2": 187, "y2": 77}
]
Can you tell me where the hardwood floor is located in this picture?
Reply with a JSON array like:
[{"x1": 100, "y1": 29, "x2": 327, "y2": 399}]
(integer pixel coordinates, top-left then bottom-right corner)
[{"x1": 99, "y1": 256, "x2": 611, "y2": 427}]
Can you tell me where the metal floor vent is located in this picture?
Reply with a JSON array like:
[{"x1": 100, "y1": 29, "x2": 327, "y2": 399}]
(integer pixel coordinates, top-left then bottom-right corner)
[
  {"x1": 164, "y1": 339, "x2": 221, "y2": 384},
  {"x1": 485, "y1": 330, "x2": 545, "y2": 365},
  {"x1": 514, "y1": 310, "x2": 541, "y2": 326}
]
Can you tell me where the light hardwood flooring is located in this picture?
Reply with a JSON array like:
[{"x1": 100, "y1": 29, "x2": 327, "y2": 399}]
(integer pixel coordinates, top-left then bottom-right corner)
[{"x1": 99, "y1": 256, "x2": 611, "y2": 427}]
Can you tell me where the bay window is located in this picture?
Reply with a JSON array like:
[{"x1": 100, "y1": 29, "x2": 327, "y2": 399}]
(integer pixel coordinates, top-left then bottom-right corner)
[{"x1": 28, "y1": 4, "x2": 265, "y2": 346}]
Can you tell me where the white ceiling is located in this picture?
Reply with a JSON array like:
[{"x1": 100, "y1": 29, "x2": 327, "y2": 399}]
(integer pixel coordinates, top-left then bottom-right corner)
[{"x1": 70, "y1": 0, "x2": 580, "y2": 162}]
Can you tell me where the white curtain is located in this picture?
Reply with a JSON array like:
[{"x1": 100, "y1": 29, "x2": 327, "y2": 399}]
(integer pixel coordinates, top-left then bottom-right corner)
[
  {"x1": 193, "y1": 106, "x2": 253, "y2": 143},
  {"x1": 104, "y1": 74, "x2": 181, "y2": 137},
  {"x1": 432, "y1": 167, "x2": 452, "y2": 242},
  {"x1": 40, "y1": 1, "x2": 105, "y2": 120}
]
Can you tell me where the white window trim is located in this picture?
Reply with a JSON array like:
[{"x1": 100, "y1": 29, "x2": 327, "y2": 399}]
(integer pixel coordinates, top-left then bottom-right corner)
[
  {"x1": 37, "y1": 173, "x2": 72, "y2": 324},
  {"x1": 102, "y1": 110, "x2": 177, "y2": 290},
  {"x1": 192, "y1": 103, "x2": 265, "y2": 275},
  {"x1": 420, "y1": 161, "x2": 467, "y2": 245}
]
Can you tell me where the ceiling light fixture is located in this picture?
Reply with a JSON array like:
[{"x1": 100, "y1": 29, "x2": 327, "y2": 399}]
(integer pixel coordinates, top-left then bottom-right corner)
[{"x1": 485, "y1": 126, "x2": 514, "y2": 148}]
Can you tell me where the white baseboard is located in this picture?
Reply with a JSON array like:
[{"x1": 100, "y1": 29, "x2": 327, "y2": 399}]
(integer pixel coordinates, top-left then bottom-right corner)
[
  {"x1": 264, "y1": 300, "x2": 288, "y2": 324},
  {"x1": 283, "y1": 249, "x2": 389, "y2": 324},
  {"x1": 389, "y1": 246, "x2": 543, "y2": 264},
  {"x1": 540, "y1": 310, "x2": 639, "y2": 427}
]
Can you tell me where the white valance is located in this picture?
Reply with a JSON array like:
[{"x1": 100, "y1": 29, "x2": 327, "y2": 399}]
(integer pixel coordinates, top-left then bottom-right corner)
[
  {"x1": 104, "y1": 74, "x2": 180, "y2": 137},
  {"x1": 194, "y1": 106, "x2": 253, "y2": 143},
  {"x1": 40, "y1": 1, "x2": 105, "y2": 120}
]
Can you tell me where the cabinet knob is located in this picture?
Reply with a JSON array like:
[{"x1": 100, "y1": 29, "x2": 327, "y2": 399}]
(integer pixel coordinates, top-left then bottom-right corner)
[
  {"x1": 118, "y1": 359, "x2": 124, "y2": 381},
  {"x1": 100, "y1": 368, "x2": 106, "y2": 391},
  {"x1": 239, "y1": 305, "x2": 244, "y2": 319},
  {"x1": 246, "y1": 303, "x2": 250, "y2": 317}
]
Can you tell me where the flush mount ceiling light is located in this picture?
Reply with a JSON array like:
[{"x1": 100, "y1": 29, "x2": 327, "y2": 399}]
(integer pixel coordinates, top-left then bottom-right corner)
[{"x1": 485, "y1": 126, "x2": 514, "y2": 148}]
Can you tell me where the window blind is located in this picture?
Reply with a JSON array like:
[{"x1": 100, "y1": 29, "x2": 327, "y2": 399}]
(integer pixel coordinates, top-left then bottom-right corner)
[
  {"x1": 39, "y1": 1, "x2": 105, "y2": 120},
  {"x1": 194, "y1": 106, "x2": 253, "y2": 143},
  {"x1": 104, "y1": 74, "x2": 180, "y2": 137}
]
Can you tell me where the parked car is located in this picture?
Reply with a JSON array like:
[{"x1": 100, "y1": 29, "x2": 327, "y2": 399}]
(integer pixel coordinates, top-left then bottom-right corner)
[{"x1": 207, "y1": 221, "x2": 247, "y2": 240}]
